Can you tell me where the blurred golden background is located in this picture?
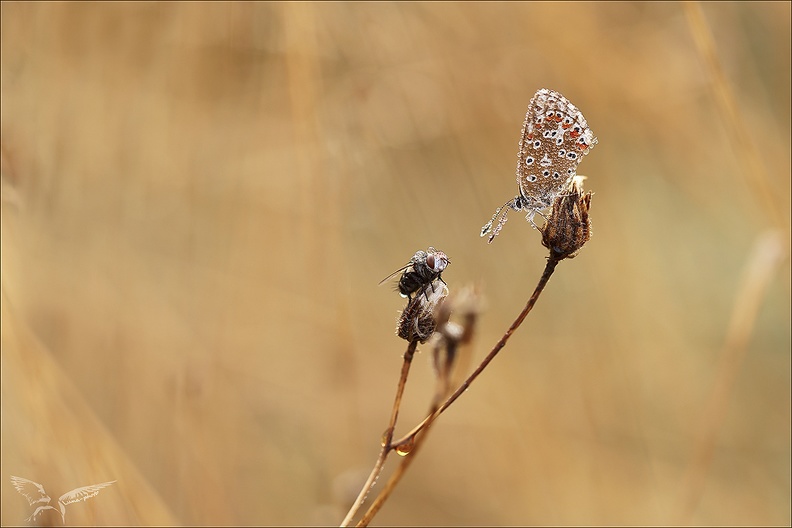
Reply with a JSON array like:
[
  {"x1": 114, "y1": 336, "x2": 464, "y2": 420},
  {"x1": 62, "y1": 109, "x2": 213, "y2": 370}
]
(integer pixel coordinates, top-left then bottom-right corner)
[{"x1": 1, "y1": 2, "x2": 790, "y2": 526}]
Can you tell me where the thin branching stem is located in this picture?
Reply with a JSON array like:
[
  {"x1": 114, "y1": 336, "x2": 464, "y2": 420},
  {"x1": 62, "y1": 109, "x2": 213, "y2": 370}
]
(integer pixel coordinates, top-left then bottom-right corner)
[
  {"x1": 346, "y1": 108, "x2": 592, "y2": 527},
  {"x1": 340, "y1": 340, "x2": 418, "y2": 527},
  {"x1": 391, "y1": 257, "x2": 559, "y2": 451},
  {"x1": 358, "y1": 257, "x2": 560, "y2": 526},
  {"x1": 356, "y1": 392, "x2": 445, "y2": 527}
]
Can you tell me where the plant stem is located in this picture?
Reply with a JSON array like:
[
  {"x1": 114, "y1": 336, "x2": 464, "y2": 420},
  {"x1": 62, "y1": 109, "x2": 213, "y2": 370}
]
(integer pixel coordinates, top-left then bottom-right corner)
[
  {"x1": 340, "y1": 340, "x2": 418, "y2": 527},
  {"x1": 356, "y1": 398, "x2": 442, "y2": 528},
  {"x1": 358, "y1": 257, "x2": 560, "y2": 526},
  {"x1": 391, "y1": 257, "x2": 559, "y2": 450}
]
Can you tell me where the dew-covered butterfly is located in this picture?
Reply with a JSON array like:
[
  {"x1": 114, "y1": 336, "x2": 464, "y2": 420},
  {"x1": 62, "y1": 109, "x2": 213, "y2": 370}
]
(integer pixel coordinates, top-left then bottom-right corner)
[{"x1": 481, "y1": 88, "x2": 597, "y2": 243}]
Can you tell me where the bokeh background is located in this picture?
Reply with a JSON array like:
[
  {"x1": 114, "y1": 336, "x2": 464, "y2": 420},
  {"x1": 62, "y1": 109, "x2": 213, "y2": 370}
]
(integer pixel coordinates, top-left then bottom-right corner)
[{"x1": 1, "y1": 2, "x2": 790, "y2": 526}]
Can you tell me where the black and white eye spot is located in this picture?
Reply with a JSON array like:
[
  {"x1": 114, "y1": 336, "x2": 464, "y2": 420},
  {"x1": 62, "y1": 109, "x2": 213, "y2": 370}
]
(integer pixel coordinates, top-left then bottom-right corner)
[
  {"x1": 532, "y1": 140, "x2": 541, "y2": 149},
  {"x1": 552, "y1": 172, "x2": 561, "y2": 180},
  {"x1": 572, "y1": 125, "x2": 582, "y2": 135},
  {"x1": 562, "y1": 116, "x2": 574, "y2": 126},
  {"x1": 555, "y1": 136, "x2": 563, "y2": 146},
  {"x1": 567, "y1": 168, "x2": 574, "y2": 175},
  {"x1": 566, "y1": 152, "x2": 578, "y2": 160},
  {"x1": 542, "y1": 169, "x2": 551, "y2": 178},
  {"x1": 545, "y1": 110, "x2": 554, "y2": 119},
  {"x1": 554, "y1": 111, "x2": 563, "y2": 120},
  {"x1": 558, "y1": 149, "x2": 566, "y2": 157},
  {"x1": 539, "y1": 154, "x2": 552, "y2": 167},
  {"x1": 527, "y1": 174, "x2": 537, "y2": 182},
  {"x1": 525, "y1": 156, "x2": 534, "y2": 166}
]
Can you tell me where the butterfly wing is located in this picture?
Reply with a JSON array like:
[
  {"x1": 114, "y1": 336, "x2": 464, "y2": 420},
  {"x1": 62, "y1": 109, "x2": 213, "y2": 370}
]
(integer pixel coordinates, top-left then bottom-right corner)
[{"x1": 516, "y1": 89, "x2": 597, "y2": 210}]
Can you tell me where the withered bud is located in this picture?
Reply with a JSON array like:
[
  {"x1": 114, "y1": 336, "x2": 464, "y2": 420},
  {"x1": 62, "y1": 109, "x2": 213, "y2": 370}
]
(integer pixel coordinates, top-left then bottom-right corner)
[
  {"x1": 432, "y1": 285, "x2": 479, "y2": 347},
  {"x1": 430, "y1": 286, "x2": 481, "y2": 399},
  {"x1": 396, "y1": 280, "x2": 448, "y2": 343},
  {"x1": 541, "y1": 176, "x2": 593, "y2": 261}
]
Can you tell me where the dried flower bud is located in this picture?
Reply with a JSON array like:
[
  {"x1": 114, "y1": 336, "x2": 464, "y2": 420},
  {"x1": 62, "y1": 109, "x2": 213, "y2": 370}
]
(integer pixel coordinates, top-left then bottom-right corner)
[
  {"x1": 540, "y1": 176, "x2": 592, "y2": 261},
  {"x1": 396, "y1": 281, "x2": 448, "y2": 343},
  {"x1": 430, "y1": 286, "x2": 480, "y2": 400}
]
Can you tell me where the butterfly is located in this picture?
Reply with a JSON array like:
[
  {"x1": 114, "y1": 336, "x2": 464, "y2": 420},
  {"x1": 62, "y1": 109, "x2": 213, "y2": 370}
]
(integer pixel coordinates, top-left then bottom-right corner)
[{"x1": 481, "y1": 88, "x2": 597, "y2": 243}]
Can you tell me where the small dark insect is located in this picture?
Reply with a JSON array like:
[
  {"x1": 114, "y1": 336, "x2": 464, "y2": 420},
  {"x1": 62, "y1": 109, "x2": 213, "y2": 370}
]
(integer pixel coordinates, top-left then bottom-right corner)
[{"x1": 379, "y1": 247, "x2": 450, "y2": 300}]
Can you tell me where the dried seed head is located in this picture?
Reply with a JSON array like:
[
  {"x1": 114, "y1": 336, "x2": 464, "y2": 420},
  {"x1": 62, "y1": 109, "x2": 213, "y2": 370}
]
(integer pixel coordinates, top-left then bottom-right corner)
[
  {"x1": 540, "y1": 176, "x2": 593, "y2": 261},
  {"x1": 396, "y1": 280, "x2": 448, "y2": 343},
  {"x1": 430, "y1": 286, "x2": 481, "y2": 399}
]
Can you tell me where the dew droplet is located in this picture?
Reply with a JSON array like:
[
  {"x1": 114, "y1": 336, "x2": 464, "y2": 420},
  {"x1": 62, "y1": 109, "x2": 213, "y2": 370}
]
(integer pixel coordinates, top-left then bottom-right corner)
[{"x1": 394, "y1": 436, "x2": 415, "y2": 457}]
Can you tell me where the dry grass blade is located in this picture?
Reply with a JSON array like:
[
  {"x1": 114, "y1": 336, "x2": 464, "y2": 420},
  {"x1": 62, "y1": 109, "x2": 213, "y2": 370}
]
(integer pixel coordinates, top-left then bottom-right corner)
[
  {"x1": 684, "y1": 2, "x2": 786, "y2": 232},
  {"x1": 677, "y1": 230, "x2": 787, "y2": 523}
]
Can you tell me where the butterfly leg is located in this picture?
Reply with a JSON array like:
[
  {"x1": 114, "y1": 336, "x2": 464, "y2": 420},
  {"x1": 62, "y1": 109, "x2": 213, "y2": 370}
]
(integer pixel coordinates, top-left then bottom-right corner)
[{"x1": 525, "y1": 208, "x2": 549, "y2": 230}]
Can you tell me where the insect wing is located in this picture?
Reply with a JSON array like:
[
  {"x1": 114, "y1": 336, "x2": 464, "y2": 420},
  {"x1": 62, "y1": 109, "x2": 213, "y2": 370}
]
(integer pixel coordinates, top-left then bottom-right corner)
[
  {"x1": 517, "y1": 89, "x2": 597, "y2": 209},
  {"x1": 378, "y1": 262, "x2": 412, "y2": 286}
]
